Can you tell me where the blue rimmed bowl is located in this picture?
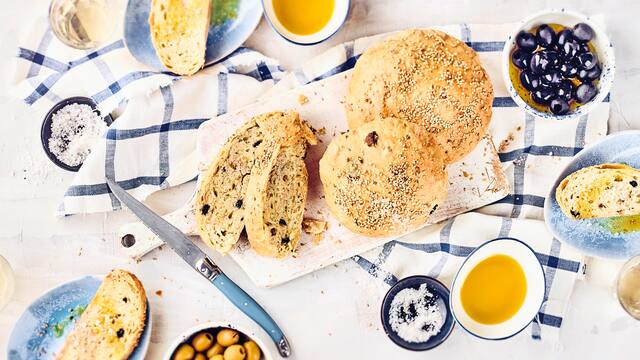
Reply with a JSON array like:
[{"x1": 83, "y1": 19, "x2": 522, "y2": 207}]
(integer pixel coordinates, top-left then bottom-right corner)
[
  {"x1": 380, "y1": 276, "x2": 455, "y2": 351},
  {"x1": 450, "y1": 238, "x2": 545, "y2": 340},
  {"x1": 7, "y1": 275, "x2": 151, "y2": 360},
  {"x1": 544, "y1": 131, "x2": 640, "y2": 259},
  {"x1": 261, "y1": 0, "x2": 350, "y2": 45},
  {"x1": 124, "y1": 0, "x2": 262, "y2": 72},
  {"x1": 501, "y1": 9, "x2": 615, "y2": 120}
]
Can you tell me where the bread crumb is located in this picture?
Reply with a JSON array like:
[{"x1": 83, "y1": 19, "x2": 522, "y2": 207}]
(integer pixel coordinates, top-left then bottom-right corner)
[
  {"x1": 499, "y1": 133, "x2": 515, "y2": 152},
  {"x1": 297, "y1": 94, "x2": 309, "y2": 105},
  {"x1": 155, "y1": 290, "x2": 163, "y2": 297},
  {"x1": 302, "y1": 218, "x2": 328, "y2": 245}
]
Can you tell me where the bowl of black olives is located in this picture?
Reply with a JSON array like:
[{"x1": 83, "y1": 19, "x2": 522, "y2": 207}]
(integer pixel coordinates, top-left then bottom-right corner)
[{"x1": 502, "y1": 10, "x2": 614, "y2": 118}]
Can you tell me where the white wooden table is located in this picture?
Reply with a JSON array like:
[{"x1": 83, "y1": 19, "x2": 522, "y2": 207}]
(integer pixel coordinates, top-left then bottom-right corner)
[{"x1": 1, "y1": 1, "x2": 639, "y2": 359}]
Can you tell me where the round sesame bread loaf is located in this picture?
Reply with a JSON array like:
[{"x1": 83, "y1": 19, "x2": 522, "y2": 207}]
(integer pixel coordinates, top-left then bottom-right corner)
[
  {"x1": 345, "y1": 29, "x2": 494, "y2": 164},
  {"x1": 319, "y1": 117, "x2": 448, "y2": 237}
]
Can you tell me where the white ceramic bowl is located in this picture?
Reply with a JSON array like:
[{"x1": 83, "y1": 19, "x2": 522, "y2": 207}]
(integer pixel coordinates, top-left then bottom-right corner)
[
  {"x1": 501, "y1": 9, "x2": 615, "y2": 120},
  {"x1": 261, "y1": 0, "x2": 350, "y2": 45},
  {"x1": 450, "y1": 238, "x2": 545, "y2": 340},
  {"x1": 163, "y1": 322, "x2": 273, "y2": 360}
]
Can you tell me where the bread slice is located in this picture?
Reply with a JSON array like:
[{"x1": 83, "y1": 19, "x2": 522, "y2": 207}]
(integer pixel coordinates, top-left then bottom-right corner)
[
  {"x1": 196, "y1": 111, "x2": 314, "y2": 255},
  {"x1": 245, "y1": 121, "x2": 316, "y2": 258},
  {"x1": 556, "y1": 163, "x2": 640, "y2": 219},
  {"x1": 56, "y1": 269, "x2": 147, "y2": 360},
  {"x1": 148, "y1": 0, "x2": 211, "y2": 76}
]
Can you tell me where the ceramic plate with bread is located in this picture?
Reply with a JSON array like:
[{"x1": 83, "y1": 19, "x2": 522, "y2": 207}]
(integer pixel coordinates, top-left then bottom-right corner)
[
  {"x1": 7, "y1": 270, "x2": 151, "y2": 360},
  {"x1": 124, "y1": 0, "x2": 262, "y2": 74},
  {"x1": 545, "y1": 131, "x2": 640, "y2": 258}
]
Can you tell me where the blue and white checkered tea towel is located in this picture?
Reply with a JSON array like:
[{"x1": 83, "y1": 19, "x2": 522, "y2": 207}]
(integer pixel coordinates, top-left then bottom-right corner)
[
  {"x1": 15, "y1": 17, "x2": 609, "y2": 341},
  {"x1": 270, "y1": 22, "x2": 608, "y2": 341},
  {"x1": 13, "y1": 18, "x2": 284, "y2": 215}
]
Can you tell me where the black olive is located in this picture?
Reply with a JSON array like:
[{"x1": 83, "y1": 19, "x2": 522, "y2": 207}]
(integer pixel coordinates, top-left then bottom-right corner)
[
  {"x1": 577, "y1": 52, "x2": 597, "y2": 70},
  {"x1": 520, "y1": 71, "x2": 541, "y2": 91},
  {"x1": 574, "y1": 83, "x2": 598, "y2": 104},
  {"x1": 550, "y1": 98, "x2": 570, "y2": 115},
  {"x1": 532, "y1": 88, "x2": 554, "y2": 105},
  {"x1": 200, "y1": 204, "x2": 210, "y2": 215},
  {"x1": 281, "y1": 236, "x2": 290, "y2": 245},
  {"x1": 117, "y1": 328, "x2": 125, "y2": 338},
  {"x1": 561, "y1": 40, "x2": 580, "y2": 60},
  {"x1": 536, "y1": 24, "x2": 557, "y2": 48},
  {"x1": 630, "y1": 180, "x2": 638, "y2": 187},
  {"x1": 570, "y1": 209, "x2": 581, "y2": 217},
  {"x1": 556, "y1": 80, "x2": 574, "y2": 101},
  {"x1": 558, "y1": 62, "x2": 577, "y2": 78},
  {"x1": 279, "y1": 218, "x2": 287, "y2": 226},
  {"x1": 511, "y1": 49, "x2": 531, "y2": 69},
  {"x1": 573, "y1": 23, "x2": 595, "y2": 43},
  {"x1": 515, "y1": 31, "x2": 537, "y2": 52},
  {"x1": 557, "y1": 29, "x2": 573, "y2": 46},
  {"x1": 252, "y1": 139, "x2": 263, "y2": 147},
  {"x1": 235, "y1": 199, "x2": 243, "y2": 208},
  {"x1": 542, "y1": 70, "x2": 563, "y2": 86}
]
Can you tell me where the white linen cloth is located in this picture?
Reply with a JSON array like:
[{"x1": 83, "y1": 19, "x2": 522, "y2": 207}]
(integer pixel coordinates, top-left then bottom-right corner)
[{"x1": 14, "y1": 17, "x2": 610, "y2": 341}]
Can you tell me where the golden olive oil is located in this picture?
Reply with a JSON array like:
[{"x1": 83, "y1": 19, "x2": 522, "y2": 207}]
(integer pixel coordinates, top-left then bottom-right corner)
[
  {"x1": 273, "y1": 0, "x2": 335, "y2": 35},
  {"x1": 461, "y1": 254, "x2": 527, "y2": 324}
]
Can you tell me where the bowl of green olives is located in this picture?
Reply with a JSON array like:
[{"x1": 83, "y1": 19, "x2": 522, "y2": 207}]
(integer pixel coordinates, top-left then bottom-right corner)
[
  {"x1": 502, "y1": 9, "x2": 614, "y2": 119},
  {"x1": 164, "y1": 323, "x2": 270, "y2": 360}
]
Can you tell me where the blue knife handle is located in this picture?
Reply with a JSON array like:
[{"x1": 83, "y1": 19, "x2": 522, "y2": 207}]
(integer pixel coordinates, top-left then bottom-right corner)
[{"x1": 212, "y1": 273, "x2": 291, "y2": 357}]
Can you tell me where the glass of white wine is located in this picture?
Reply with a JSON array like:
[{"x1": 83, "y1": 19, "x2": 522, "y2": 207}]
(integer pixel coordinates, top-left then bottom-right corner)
[
  {"x1": 0, "y1": 255, "x2": 15, "y2": 311},
  {"x1": 616, "y1": 255, "x2": 640, "y2": 320},
  {"x1": 48, "y1": 0, "x2": 120, "y2": 49}
]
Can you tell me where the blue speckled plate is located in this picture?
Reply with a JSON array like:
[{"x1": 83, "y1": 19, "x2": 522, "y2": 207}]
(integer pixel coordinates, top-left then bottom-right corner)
[
  {"x1": 7, "y1": 276, "x2": 151, "y2": 360},
  {"x1": 544, "y1": 131, "x2": 640, "y2": 259},
  {"x1": 124, "y1": 0, "x2": 262, "y2": 72}
]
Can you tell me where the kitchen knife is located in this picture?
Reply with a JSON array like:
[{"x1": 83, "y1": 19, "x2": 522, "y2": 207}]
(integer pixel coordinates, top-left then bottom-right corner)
[{"x1": 105, "y1": 177, "x2": 291, "y2": 357}]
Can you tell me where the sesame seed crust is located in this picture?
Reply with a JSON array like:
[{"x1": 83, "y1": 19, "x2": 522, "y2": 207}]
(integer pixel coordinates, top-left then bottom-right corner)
[
  {"x1": 319, "y1": 117, "x2": 448, "y2": 237},
  {"x1": 345, "y1": 29, "x2": 494, "y2": 164}
]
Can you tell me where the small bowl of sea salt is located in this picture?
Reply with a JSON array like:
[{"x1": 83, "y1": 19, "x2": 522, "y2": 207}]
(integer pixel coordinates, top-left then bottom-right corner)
[
  {"x1": 380, "y1": 275, "x2": 455, "y2": 351},
  {"x1": 41, "y1": 97, "x2": 112, "y2": 172}
]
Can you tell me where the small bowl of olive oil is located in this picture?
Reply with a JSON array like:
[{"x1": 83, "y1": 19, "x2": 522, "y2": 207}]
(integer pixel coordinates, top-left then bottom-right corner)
[
  {"x1": 261, "y1": 0, "x2": 350, "y2": 45},
  {"x1": 449, "y1": 237, "x2": 546, "y2": 340}
]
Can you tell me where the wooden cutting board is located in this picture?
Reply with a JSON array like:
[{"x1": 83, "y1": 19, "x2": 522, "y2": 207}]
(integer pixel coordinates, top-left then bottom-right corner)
[{"x1": 118, "y1": 70, "x2": 509, "y2": 287}]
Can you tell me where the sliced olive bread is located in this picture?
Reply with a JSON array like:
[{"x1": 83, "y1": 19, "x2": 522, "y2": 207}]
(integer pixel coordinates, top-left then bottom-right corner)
[
  {"x1": 56, "y1": 269, "x2": 147, "y2": 360},
  {"x1": 196, "y1": 111, "x2": 314, "y2": 255},
  {"x1": 148, "y1": 0, "x2": 211, "y2": 76},
  {"x1": 556, "y1": 163, "x2": 640, "y2": 219},
  {"x1": 245, "y1": 121, "x2": 316, "y2": 258}
]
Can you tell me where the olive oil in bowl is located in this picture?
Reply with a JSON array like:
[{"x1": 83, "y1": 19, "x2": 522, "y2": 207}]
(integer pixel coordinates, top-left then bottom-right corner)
[{"x1": 263, "y1": 0, "x2": 350, "y2": 45}]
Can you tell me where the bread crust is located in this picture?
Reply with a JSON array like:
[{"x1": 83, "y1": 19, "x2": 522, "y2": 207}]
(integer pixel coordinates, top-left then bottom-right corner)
[
  {"x1": 345, "y1": 29, "x2": 494, "y2": 164},
  {"x1": 556, "y1": 163, "x2": 640, "y2": 219},
  {"x1": 319, "y1": 117, "x2": 448, "y2": 237}
]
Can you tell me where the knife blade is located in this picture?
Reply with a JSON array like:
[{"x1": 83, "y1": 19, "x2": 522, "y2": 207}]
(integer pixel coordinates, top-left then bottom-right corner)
[{"x1": 105, "y1": 178, "x2": 291, "y2": 357}]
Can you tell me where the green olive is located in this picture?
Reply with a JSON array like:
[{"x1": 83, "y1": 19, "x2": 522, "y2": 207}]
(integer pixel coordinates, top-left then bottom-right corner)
[
  {"x1": 206, "y1": 343, "x2": 225, "y2": 358},
  {"x1": 216, "y1": 329, "x2": 240, "y2": 347},
  {"x1": 194, "y1": 354, "x2": 207, "y2": 360},
  {"x1": 223, "y1": 345, "x2": 246, "y2": 360},
  {"x1": 192, "y1": 332, "x2": 214, "y2": 352},
  {"x1": 243, "y1": 341, "x2": 261, "y2": 360},
  {"x1": 173, "y1": 344, "x2": 195, "y2": 360},
  {"x1": 210, "y1": 355, "x2": 224, "y2": 360}
]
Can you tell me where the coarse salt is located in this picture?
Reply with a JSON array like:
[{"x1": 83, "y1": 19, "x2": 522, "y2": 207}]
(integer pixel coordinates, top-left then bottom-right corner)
[
  {"x1": 48, "y1": 103, "x2": 107, "y2": 167},
  {"x1": 388, "y1": 283, "x2": 444, "y2": 343}
]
